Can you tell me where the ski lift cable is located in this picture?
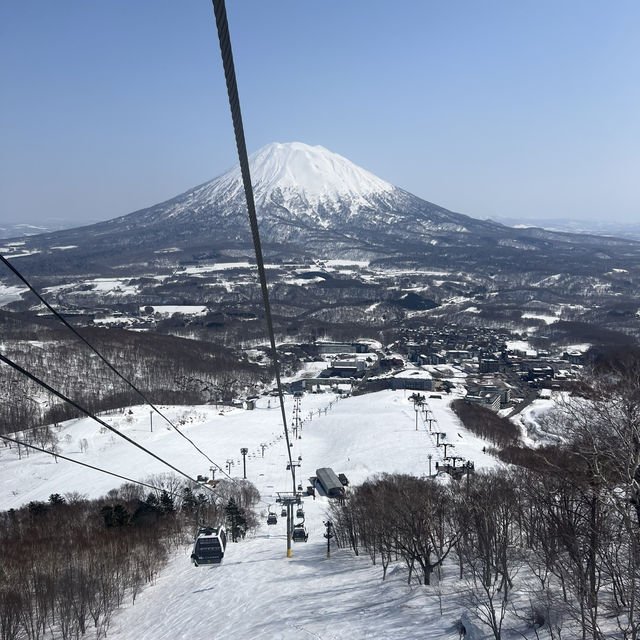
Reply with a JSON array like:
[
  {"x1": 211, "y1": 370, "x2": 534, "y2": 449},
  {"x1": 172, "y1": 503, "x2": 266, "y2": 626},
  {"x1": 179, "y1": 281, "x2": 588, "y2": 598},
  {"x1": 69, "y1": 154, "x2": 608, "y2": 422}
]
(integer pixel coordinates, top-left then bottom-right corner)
[
  {"x1": 210, "y1": 0, "x2": 295, "y2": 490},
  {"x1": 0, "y1": 352, "x2": 215, "y2": 494},
  {"x1": 0, "y1": 253, "x2": 232, "y2": 481},
  {"x1": 0, "y1": 433, "x2": 187, "y2": 498}
]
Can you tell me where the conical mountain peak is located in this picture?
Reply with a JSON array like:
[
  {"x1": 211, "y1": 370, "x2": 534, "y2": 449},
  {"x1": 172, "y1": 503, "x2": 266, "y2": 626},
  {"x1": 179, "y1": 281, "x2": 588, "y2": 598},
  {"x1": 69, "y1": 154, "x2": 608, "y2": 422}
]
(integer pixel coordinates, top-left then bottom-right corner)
[
  {"x1": 8, "y1": 139, "x2": 640, "y2": 281},
  {"x1": 214, "y1": 141, "x2": 395, "y2": 204}
]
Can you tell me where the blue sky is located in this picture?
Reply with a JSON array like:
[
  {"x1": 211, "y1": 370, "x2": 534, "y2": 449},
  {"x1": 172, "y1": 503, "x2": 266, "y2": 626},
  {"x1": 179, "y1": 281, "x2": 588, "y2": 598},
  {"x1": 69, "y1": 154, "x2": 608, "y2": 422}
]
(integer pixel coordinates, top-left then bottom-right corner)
[{"x1": 1, "y1": 1, "x2": 638, "y2": 226}]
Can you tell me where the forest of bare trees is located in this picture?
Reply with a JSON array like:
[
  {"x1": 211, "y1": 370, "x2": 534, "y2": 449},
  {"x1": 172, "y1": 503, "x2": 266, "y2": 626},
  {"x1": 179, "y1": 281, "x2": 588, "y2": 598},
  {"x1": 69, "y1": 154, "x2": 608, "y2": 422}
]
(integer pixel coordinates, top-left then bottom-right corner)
[
  {"x1": 0, "y1": 476, "x2": 260, "y2": 640},
  {"x1": 332, "y1": 354, "x2": 640, "y2": 639},
  {"x1": 0, "y1": 311, "x2": 269, "y2": 435},
  {"x1": 450, "y1": 400, "x2": 520, "y2": 448}
]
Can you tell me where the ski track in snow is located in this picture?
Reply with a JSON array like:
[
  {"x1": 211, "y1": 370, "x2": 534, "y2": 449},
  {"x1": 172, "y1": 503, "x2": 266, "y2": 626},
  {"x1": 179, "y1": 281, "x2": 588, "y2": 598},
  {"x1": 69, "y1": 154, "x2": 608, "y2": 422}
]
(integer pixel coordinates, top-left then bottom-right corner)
[{"x1": 108, "y1": 543, "x2": 461, "y2": 640}]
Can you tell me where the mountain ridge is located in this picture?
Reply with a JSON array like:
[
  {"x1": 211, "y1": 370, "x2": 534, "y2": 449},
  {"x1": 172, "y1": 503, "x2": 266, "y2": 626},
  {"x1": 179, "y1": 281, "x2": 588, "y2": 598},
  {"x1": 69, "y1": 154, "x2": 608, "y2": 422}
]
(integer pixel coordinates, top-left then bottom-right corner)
[{"x1": 2, "y1": 142, "x2": 640, "y2": 277}]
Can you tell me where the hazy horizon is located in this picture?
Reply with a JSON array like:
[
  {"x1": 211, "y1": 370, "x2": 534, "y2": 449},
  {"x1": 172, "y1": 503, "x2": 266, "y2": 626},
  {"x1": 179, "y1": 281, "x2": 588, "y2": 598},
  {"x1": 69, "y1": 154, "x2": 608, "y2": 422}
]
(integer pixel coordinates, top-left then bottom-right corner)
[{"x1": 1, "y1": 1, "x2": 638, "y2": 227}]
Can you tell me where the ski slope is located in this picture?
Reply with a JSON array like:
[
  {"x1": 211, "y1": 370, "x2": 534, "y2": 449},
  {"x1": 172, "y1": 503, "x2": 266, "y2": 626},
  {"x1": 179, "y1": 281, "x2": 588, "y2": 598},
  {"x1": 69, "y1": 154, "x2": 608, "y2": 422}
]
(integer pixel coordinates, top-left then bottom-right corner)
[{"x1": 0, "y1": 389, "x2": 503, "y2": 639}]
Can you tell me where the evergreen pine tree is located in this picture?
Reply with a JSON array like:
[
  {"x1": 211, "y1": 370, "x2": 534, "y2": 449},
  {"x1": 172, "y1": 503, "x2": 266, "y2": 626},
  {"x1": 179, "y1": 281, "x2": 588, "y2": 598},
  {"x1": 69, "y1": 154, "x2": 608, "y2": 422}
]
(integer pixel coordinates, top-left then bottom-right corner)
[
  {"x1": 160, "y1": 490, "x2": 175, "y2": 514},
  {"x1": 225, "y1": 498, "x2": 248, "y2": 542},
  {"x1": 28, "y1": 501, "x2": 47, "y2": 516},
  {"x1": 145, "y1": 492, "x2": 160, "y2": 510},
  {"x1": 182, "y1": 486, "x2": 197, "y2": 511},
  {"x1": 112, "y1": 504, "x2": 130, "y2": 526}
]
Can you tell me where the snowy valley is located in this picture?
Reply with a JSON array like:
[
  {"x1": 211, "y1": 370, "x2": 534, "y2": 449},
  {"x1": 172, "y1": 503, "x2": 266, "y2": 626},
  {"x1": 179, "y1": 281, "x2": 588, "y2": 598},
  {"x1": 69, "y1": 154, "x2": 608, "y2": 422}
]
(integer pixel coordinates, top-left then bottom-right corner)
[{"x1": 1, "y1": 142, "x2": 639, "y2": 640}]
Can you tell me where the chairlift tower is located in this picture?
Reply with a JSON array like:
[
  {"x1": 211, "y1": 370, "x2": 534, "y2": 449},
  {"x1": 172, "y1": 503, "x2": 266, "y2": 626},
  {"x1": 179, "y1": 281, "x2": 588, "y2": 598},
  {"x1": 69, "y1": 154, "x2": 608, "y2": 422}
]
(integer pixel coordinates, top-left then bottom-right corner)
[
  {"x1": 292, "y1": 395, "x2": 302, "y2": 439},
  {"x1": 324, "y1": 520, "x2": 334, "y2": 558},
  {"x1": 435, "y1": 431, "x2": 447, "y2": 447},
  {"x1": 276, "y1": 492, "x2": 302, "y2": 558},
  {"x1": 463, "y1": 460, "x2": 475, "y2": 487},
  {"x1": 441, "y1": 442, "x2": 455, "y2": 457},
  {"x1": 410, "y1": 393, "x2": 425, "y2": 431},
  {"x1": 240, "y1": 447, "x2": 248, "y2": 479},
  {"x1": 287, "y1": 459, "x2": 302, "y2": 490},
  {"x1": 447, "y1": 455, "x2": 465, "y2": 468}
]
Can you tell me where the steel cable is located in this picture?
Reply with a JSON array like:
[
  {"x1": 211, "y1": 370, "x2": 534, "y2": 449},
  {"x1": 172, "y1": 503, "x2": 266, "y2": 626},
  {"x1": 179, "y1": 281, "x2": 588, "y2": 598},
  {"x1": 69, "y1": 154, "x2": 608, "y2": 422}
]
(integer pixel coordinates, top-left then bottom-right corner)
[
  {"x1": 0, "y1": 253, "x2": 233, "y2": 481},
  {"x1": 0, "y1": 352, "x2": 215, "y2": 493},
  {"x1": 211, "y1": 0, "x2": 296, "y2": 491}
]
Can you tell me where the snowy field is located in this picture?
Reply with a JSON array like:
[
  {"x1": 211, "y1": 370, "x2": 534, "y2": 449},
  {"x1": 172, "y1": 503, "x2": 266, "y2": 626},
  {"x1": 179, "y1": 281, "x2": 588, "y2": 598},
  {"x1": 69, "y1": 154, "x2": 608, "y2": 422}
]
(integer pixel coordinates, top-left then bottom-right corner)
[
  {"x1": 514, "y1": 393, "x2": 569, "y2": 446},
  {"x1": 0, "y1": 389, "x2": 499, "y2": 515},
  {"x1": 0, "y1": 389, "x2": 511, "y2": 639},
  {"x1": 0, "y1": 283, "x2": 27, "y2": 307},
  {"x1": 563, "y1": 343, "x2": 591, "y2": 353},
  {"x1": 141, "y1": 304, "x2": 208, "y2": 316},
  {"x1": 521, "y1": 312, "x2": 559, "y2": 325},
  {"x1": 505, "y1": 339, "x2": 533, "y2": 352}
]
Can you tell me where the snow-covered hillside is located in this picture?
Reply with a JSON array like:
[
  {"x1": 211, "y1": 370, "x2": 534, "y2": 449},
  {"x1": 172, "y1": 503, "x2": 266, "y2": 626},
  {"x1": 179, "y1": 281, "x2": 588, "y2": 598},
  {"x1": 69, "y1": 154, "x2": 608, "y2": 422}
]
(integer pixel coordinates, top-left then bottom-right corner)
[
  {"x1": 0, "y1": 390, "x2": 498, "y2": 510},
  {"x1": 0, "y1": 389, "x2": 501, "y2": 640}
]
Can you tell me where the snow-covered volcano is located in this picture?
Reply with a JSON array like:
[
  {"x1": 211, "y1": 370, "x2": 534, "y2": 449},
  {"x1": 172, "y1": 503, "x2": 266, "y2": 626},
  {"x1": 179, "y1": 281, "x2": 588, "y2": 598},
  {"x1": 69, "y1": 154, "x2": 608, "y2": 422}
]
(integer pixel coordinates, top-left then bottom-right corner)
[
  {"x1": 217, "y1": 141, "x2": 394, "y2": 204},
  {"x1": 103, "y1": 139, "x2": 477, "y2": 250},
  {"x1": 167, "y1": 141, "x2": 404, "y2": 232},
  {"x1": 9, "y1": 141, "x2": 640, "y2": 275}
]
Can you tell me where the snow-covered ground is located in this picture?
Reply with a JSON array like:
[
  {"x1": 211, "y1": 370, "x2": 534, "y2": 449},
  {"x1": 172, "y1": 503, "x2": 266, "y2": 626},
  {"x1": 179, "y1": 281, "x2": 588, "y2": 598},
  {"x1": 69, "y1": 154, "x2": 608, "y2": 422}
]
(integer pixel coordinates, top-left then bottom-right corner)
[
  {"x1": 282, "y1": 276, "x2": 326, "y2": 286},
  {"x1": 323, "y1": 258, "x2": 370, "y2": 268},
  {"x1": 521, "y1": 312, "x2": 559, "y2": 325},
  {"x1": 42, "y1": 277, "x2": 142, "y2": 297},
  {"x1": 563, "y1": 342, "x2": 591, "y2": 353},
  {"x1": 0, "y1": 249, "x2": 41, "y2": 258},
  {"x1": 0, "y1": 390, "x2": 498, "y2": 512},
  {"x1": 141, "y1": 304, "x2": 208, "y2": 316},
  {"x1": 505, "y1": 339, "x2": 532, "y2": 352},
  {"x1": 181, "y1": 262, "x2": 252, "y2": 274},
  {"x1": 0, "y1": 283, "x2": 27, "y2": 306},
  {"x1": 89, "y1": 278, "x2": 140, "y2": 295},
  {"x1": 93, "y1": 315, "x2": 139, "y2": 326},
  {"x1": 512, "y1": 393, "x2": 568, "y2": 445},
  {"x1": 0, "y1": 390, "x2": 506, "y2": 639}
]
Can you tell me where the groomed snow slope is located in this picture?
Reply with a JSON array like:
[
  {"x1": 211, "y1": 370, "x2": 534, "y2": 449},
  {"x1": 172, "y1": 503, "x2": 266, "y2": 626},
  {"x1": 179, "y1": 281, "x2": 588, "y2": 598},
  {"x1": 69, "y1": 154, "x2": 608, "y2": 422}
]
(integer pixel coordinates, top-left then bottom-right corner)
[{"x1": 0, "y1": 390, "x2": 502, "y2": 639}]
